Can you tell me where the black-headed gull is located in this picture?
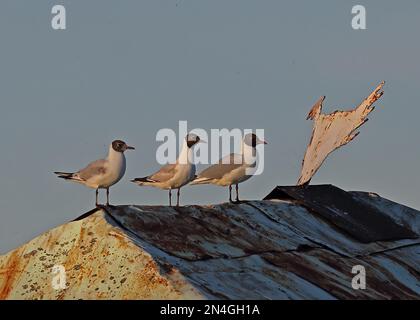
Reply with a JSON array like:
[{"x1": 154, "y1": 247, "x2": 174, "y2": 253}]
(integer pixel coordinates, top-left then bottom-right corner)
[
  {"x1": 131, "y1": 133, "x2": 204, "y2": 206},
  {"x1": 54, "y1": 140, "x2": 135, "y2": 206},
  {"x1": 190, "y1": 133, "x2": 267, "y2": 203}
]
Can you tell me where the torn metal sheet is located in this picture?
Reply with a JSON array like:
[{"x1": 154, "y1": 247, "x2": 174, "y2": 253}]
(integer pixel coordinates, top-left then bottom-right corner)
[
  {"x1": 298, "y1": 82, "x2": 385, "y2": 186},
  {"x1": 264, "y1": 185, "x2": 417, "y2": 243}
]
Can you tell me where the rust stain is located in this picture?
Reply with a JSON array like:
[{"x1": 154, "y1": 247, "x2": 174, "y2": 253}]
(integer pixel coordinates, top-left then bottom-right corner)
[{"x1": 0, "y1": 249, "x2": 25, "y2": 299}]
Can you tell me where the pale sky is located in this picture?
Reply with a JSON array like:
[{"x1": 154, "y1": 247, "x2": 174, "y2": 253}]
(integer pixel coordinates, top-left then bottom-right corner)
[{"x1": 1, "y1": 0, "x2": 420, "y2": 253}]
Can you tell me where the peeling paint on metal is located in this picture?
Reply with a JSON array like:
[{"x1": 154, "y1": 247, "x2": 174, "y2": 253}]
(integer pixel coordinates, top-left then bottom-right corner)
[{"x1": 298, "y1": 82, "x2": 385, "y2": 186}]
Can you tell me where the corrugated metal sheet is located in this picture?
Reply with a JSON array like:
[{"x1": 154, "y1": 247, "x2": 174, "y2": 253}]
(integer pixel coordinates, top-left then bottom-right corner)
[
  {"x1": 0, "y1": 187, "x2": 419, "y2": 300},
  {"x1": 264, "y1": 185, "x2": 417, "y2": 242}
]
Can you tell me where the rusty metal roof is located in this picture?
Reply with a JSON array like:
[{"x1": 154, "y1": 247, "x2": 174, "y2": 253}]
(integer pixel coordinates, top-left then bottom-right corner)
[
  {"x1": 0, "y1": 186, "x2": 419, "y2": 299},
  {"x1": 264, "y1": 184, "x2": 417, "y2": 243}
]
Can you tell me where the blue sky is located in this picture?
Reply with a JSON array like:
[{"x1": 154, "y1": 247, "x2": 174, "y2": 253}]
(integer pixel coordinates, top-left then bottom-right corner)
[{"x1": 1, "y1": 0, "x2": 420, "y2": 253}]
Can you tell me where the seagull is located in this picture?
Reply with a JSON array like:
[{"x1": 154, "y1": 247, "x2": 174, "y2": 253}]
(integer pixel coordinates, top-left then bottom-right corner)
[
  {"x1": 131, "y1": 133, "x2": 203, "y2": 206},
  {"x1": 190, "y1": 133, "x2": 267, "y2": 203},
  {"x1": 54, "y1": 140, "x2": 135, "y2": 207}
]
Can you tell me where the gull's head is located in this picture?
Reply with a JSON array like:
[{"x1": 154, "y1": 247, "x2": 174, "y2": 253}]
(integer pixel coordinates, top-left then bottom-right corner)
[
  {"x1": 243, "y1": 133, "x2": 267, "y2": 148},
  {"x1": 185, "y1": 133, "x2": 204, "y2": 148},
  {"x1": 112, "y1": 140, "x2": 135, "y2": 153}
]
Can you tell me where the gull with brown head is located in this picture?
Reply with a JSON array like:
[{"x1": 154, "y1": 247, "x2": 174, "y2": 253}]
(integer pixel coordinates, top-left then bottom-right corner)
[
  {"x1": 190, "y1": 133, "x2": 267, "y2": 203},
  {"x1": 131, "y1": 133, "x2": 204, "y2": 206},
  {"x1": 54, "y1": 140, "x2": 135, "y2": 207}
]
